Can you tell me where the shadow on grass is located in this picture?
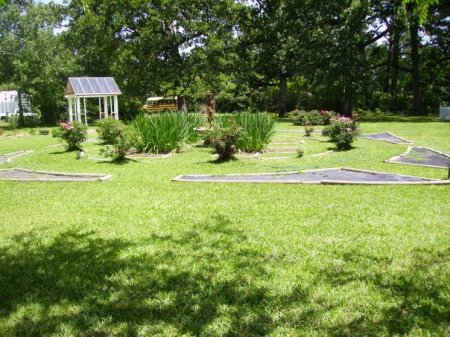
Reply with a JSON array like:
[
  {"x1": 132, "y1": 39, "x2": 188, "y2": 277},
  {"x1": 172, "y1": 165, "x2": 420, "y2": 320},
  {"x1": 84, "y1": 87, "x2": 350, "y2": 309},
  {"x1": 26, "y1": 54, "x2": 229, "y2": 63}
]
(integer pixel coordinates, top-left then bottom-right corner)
[
  {"x1": 0, "y1": 217, "x2": 312, "y2": 336},
  {"x1": 0, "y1": 218, "x2": 447, "y2": 336},
  {"x1": 320, "y1": 247, "x2": 449, "y2": 336}
]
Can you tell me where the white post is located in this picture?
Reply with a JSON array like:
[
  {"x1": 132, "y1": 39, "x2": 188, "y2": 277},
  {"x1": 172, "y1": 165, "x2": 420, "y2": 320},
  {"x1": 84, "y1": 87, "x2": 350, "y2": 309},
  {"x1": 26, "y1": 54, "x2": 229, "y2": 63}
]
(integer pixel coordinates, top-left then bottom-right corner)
[
  {"x1": 83, "y1": 97, "x2": 87, "y2": 125},
  {"x1": 68, "y1": 97, "x2": 73, "y2": 122},
  {"x1": 104, "y1": 96, "x2": 108, "y2": 118},
  {"x1": 76, "y1": 97, "x2": 81, "y2": 122},
  {"x1": 114, "y1": 96, "x2": 119, "y2": 120},
  {"x1": 98, "y1": 97, "x2": 102, "y2": 120},
  {"x1": 109, "y1": 96, "x2": 113, "y2": 119}
]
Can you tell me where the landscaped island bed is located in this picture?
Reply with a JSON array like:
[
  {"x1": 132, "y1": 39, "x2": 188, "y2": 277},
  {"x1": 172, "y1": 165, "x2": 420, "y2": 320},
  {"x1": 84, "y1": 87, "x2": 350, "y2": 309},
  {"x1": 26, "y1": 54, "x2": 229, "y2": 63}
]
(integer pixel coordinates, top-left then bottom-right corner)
[{"x1": 0, "y1": 117, "x2": 449, "y2": 336}]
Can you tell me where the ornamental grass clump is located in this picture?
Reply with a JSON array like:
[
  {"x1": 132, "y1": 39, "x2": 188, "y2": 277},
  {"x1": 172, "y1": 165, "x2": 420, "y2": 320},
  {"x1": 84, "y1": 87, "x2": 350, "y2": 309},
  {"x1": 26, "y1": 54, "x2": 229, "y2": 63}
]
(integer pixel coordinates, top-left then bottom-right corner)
[
  {"x1": 131, "y1": 113, "x2": 202, "y2": 153},
  {"x1": 52, "y1": 122, "x2": 87, "y2": 151},
  {"x1": 322, "y1": 114, "x2": 360, "y2": 150},
  {"x1": 234, "y1": 113, "x2": 275, "y2": 152}
]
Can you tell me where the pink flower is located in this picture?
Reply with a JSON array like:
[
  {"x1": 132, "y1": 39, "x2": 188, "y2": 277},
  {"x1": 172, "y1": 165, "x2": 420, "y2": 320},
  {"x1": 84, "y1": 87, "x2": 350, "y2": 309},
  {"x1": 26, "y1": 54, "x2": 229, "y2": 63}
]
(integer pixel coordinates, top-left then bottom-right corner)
[{"x1": 338, "y1": 116, "x2": 352, "y2": 122}]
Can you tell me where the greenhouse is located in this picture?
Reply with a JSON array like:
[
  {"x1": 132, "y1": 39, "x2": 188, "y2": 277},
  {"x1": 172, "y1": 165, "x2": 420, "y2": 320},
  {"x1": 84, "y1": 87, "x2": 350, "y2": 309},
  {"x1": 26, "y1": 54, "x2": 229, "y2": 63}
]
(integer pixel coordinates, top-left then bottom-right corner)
[{"x1": 64, "y1": 77, "x2": 121, "y2": 125}]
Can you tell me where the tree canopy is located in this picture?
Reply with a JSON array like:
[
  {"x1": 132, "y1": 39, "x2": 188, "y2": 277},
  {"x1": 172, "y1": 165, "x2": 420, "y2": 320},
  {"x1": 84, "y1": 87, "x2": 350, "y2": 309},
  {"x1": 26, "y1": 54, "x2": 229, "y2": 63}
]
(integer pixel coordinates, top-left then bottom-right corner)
[{"x1": 0, "y1": 0, "x2": 448, "y2": 122}]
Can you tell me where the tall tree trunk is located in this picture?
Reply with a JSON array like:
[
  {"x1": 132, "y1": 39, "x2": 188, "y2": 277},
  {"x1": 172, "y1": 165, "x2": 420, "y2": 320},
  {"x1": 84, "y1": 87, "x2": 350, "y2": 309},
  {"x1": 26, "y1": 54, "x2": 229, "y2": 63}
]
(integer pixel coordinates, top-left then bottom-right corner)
[
  {"x1": 18, "y1": 91, "x2": 25, "y2": 128},
  {"x1": 177, "y1": 96, "x2": 187, "y2": 112},
  {"x1": 390, "y1": 24, "x2": 401, "y2": 111},
  {"x1": 343, "y1": 84, "x2": 353, "y2": 117},
  {"x1": 279, "y1": 74, "x2": 287, "y2": 117},
  {"x1": 407, "y1": 4, "x2": 422, "y2": 115}
]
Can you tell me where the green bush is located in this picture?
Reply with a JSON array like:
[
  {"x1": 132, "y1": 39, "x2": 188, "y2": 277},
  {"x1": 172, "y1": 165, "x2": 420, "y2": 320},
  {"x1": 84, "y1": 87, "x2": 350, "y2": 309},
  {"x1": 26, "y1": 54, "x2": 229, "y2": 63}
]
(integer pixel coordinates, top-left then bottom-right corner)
[
  {"x1": 289, "y1": 109, "x2": 336, "y2": 126},
  {"x1": 322, "y1": 115, "x2": 360, "y2": 150},
  {"x1": 7, "y1": 114, "x2": 19, "y2": 131},
  {"x1": 100, "y1": 126, "x2": 133, "y2": 161},
  {"x1": 52, "y1": 122, "x2": 87, "y2": 151},
  {"x1": 209, "y1": 125, "x2": 244, "y2": 161},
  {"x1": 130, "y1": 113, "x2": 202, "y2": 153},
  {"x1": 97, "y1": 118, "x2": 125, "y2": 144}
]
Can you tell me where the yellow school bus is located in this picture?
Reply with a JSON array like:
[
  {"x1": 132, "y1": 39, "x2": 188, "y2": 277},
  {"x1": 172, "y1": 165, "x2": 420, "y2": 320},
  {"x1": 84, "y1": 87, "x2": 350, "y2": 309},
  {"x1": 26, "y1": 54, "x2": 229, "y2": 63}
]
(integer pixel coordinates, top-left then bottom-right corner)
[{"x1": 142, "y1": 96, "x2": 178, "y2": 113}]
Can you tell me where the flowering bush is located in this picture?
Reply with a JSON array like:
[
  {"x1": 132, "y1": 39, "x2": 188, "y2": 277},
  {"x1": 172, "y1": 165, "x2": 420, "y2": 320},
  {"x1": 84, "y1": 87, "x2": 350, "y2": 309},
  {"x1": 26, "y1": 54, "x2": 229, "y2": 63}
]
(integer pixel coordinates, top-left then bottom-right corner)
[
  {"x1": 52, "y1": 122, "x2": 87, "y2": 151},
  {"x1": 322, "y1": 114, "x2": 360, "y2": 150},
  {"x1": 289, "y1": 109, "x2": 336, "y2": 126},
  {"x1": 208, "y1": 125, "x2": 244, "y2": 161}
]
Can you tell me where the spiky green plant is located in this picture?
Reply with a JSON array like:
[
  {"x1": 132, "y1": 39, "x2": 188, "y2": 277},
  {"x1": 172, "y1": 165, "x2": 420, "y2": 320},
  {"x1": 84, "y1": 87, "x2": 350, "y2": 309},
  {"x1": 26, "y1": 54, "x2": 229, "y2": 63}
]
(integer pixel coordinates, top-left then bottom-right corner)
[
  {"x1": 234, "y1": 113, "x2": 275, "y2": 152},
  {"x1": 131, "y1": 113, "x2": 202, "y2": 153}
]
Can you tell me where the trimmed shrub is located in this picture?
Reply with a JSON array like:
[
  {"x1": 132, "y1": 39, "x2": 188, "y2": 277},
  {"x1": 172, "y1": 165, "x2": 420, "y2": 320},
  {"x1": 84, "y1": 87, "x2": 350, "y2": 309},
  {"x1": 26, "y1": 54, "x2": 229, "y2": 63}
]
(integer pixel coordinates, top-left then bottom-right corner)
[
  {"x1": 52, "y1": 122, "x2": 87, "y2": 151},
  {"x1": 322, "y1": 115, "x2": 360, "y2": 150},
  {"x1": 97, "y1": 118, "x2": 125, "y2": 144},
  {"x1": 130, "y1": 113, "x2": 202, "y2": 153},
  {"x1": 209, "y1": 125, "x2": 244, "y2": 161}
]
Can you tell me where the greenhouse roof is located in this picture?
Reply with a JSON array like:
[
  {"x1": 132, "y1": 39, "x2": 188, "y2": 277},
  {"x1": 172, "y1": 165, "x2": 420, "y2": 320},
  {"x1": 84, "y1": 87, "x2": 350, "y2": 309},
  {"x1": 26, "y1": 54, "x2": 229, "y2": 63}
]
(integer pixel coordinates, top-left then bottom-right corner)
[{"x1": 65, "y1": 77, "x2": 121, "y2": 97}]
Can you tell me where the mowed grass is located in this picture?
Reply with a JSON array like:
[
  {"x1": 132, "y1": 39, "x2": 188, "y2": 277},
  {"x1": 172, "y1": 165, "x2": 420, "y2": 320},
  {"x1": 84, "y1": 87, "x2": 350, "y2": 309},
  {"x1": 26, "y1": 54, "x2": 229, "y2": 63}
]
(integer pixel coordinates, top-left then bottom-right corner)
[{"x1": 0, "y1": 117, "x2": 449, "y2": 336}]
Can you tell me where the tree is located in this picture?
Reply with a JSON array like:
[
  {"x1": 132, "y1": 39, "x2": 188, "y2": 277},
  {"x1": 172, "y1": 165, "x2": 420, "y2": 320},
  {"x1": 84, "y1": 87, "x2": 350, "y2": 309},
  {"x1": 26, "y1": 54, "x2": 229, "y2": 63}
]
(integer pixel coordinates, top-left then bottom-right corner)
[{"x1": 0, "y1": 1, "x2": 78, "y2": 124}]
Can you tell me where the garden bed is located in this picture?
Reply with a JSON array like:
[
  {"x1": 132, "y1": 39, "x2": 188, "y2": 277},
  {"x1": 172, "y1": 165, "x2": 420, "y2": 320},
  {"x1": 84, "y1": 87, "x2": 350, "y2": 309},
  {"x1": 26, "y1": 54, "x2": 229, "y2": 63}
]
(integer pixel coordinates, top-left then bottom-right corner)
[
  {"x1": 0, "y1": 168, "x2": 111, "y2": 182},
  {"x1": 173, "y1": 167, "x2": 450, "y2": 185}
]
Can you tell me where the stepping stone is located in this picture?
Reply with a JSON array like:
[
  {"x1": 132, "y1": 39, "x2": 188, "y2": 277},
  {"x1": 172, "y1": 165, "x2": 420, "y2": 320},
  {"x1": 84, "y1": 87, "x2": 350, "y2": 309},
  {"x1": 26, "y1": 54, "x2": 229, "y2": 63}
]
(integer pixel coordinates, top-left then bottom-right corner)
[
  {"x1": 0, "y1": 168, "x2": 111, "y2": 181},
  {"x1": 173, "y1": 168, "x2": 449, "y2": 185},
  {"x1": 361, "y1": 132, "x2": 411, "y2": 144},
  {"x1": 386, "y1": 147, "x2": 450, "y2": 169},
  {"x1": 0, "y1": 151, "x2": 33, "y2": 164}
]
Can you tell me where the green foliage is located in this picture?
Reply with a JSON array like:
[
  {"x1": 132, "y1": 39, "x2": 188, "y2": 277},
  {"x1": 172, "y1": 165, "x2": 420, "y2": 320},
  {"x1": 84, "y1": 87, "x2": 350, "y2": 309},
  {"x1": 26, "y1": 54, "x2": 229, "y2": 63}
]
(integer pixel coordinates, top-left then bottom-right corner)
[
  {"x1": 209, "y1": 125, "x2": 244, "y2": 161},
  {"x1": 289, "y1": 110, "x2": 335, "y2": 126},
  {"x1": 234, "y1": 113, "x2": 275, "y2": 152},
  {"x1": 296, "y1": 146, "x2": 305, "y2": 158},
  {"x1": 322, "y1": 115, "x2": 360, "y2": 150},
  {"x1": 213, "y1": 113, "x2": 275, "y2": 152},
  {"x1": 304, "y1": 125, "x2": 314, "y2": 137},
  {"x1": 52, "y1": 122, "x2": 87, "y2": 151},
  {"x1": 97, "y1": 118, "x2": 125, "y2": 145},
  {"x1": 100, "y1": 126, "x2": 133, "y2": 162},
  {"x1": 6, "y1": 114, "x2": 19, "y2": 132},
  {"x1": 130, "y1": 113, "x2": 202, "y2": 154}
]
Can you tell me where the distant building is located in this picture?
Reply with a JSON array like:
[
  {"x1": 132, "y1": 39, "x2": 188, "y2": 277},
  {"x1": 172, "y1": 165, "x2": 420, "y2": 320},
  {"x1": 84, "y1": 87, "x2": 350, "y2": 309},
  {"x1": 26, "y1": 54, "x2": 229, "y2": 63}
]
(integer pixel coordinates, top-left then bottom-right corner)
[{"x1": 0, "y1": 91, "x2": 33, "y2": 120}]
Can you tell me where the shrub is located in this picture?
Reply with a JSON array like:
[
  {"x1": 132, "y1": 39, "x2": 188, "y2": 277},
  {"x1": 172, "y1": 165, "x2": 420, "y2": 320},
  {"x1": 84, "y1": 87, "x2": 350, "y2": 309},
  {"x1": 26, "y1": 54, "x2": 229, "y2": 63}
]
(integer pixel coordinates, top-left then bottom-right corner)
[
  {"x1": 304, "y1": 124, "x2": 314, "y2": 136},
  {"x1": 296, "y1": 146, "x2": 305, "y2": 158},
  {"x1": 52, "y1": 122, "x2": 87, "y2": 151},
  {"x1": 319, "y1": 110, "x2": 336, "y2": 125},
  {"x1": 7, "y1": 114, "x2": 19, "y2": 132},
  {"x1": 100, "y1": 126, "x2": 133, "y2": 161},
  {"x1": 130, "y1": 113, "x2": 202, "y2": 153},
  {"x1": 289, "y1": 110, "x2": 323, "y2": 126},
  {"x1": 97, "y1": 118, "x2": 125, "y2": 144},
  {"x1": 322, "y1": 115, "x2": 360, "y2": 150},
  {"x1": 209, "y1": 125, "x2": 244, "y2": 161}
]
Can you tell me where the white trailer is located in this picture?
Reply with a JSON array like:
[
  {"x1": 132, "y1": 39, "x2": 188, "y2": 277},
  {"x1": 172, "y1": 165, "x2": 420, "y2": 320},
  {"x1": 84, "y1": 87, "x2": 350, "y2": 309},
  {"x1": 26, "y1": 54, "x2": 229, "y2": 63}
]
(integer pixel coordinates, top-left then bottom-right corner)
[{"x1": 0, "y1": 90, "x2": 33, "y2": 121}]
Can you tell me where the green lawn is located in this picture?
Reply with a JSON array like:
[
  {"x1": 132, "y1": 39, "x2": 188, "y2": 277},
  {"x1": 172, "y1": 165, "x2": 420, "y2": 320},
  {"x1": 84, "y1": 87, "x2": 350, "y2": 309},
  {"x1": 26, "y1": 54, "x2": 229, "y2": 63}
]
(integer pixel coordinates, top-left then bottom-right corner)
[{"x1": 0, "y1": 117, "x2": 449, "y2": 336}]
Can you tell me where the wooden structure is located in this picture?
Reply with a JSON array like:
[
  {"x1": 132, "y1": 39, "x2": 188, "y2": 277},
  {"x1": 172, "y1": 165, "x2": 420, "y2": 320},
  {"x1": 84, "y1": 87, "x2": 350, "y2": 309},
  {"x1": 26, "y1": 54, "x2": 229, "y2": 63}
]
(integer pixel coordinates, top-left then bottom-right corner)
[{"x1": 64, "y1": 77, "x2": 121, "y2": 125}]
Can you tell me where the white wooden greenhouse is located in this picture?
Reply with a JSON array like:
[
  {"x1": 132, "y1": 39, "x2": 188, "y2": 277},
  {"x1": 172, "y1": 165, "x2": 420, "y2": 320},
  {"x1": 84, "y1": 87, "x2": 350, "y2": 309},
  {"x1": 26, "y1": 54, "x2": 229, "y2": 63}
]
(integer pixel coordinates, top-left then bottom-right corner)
[{"x1": 64, "y1": 77, "x2": 121, "y2": 125}]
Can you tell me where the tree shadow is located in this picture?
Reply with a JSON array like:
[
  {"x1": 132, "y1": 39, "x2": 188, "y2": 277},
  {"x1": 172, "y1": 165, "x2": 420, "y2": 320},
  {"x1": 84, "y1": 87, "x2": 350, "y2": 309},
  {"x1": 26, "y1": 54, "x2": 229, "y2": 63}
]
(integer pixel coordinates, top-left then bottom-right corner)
[
  {"x1": 1, "y1": 220, "x2": 446, "y2": 336},
  {"x1": 318, "y1": 247, "x2": 449, "y2": 336},
  {"x1": 0, "y1": 217, "x2": 318, "y2": 336}
]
